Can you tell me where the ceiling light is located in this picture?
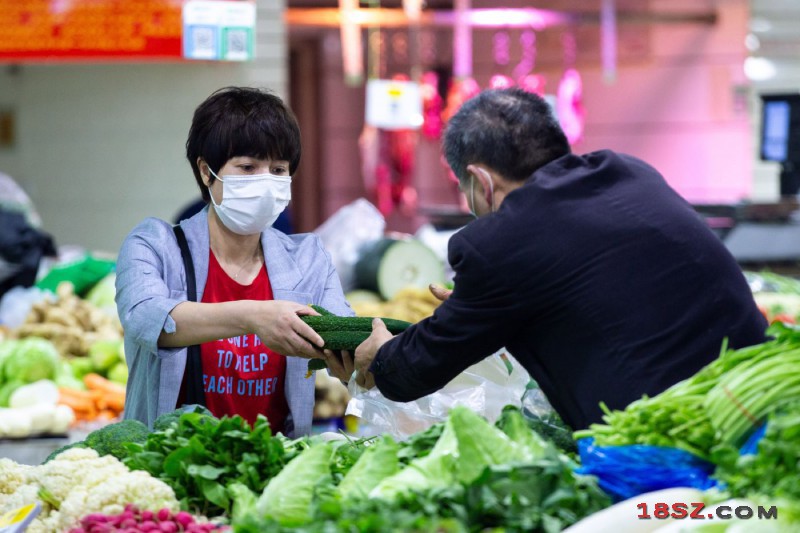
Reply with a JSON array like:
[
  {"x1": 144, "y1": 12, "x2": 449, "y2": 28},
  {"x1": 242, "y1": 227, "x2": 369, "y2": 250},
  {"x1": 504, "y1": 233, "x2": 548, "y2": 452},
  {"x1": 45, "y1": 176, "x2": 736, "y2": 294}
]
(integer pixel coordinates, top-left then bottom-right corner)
[{"x1": 744, "y1": 56, "x2": 776, "y2": 81}]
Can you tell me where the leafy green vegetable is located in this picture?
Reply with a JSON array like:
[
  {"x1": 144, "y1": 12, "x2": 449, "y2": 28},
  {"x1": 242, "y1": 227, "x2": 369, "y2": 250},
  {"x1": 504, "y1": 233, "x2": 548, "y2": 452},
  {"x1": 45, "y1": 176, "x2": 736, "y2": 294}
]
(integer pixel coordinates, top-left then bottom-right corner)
[
  {"x1": 152, "y1": 404, "x2": 214, "y2": 432},
  {"x1": 336, "y1": 436, "x2": 399, "y2": 500},
  {"x1": 232, "y1": 406, "x2": 610, "y2": 533},
  {"x1": 712, "y1": 401, "x2": 800, "y2": 502},
  {"x1": 370, "y1": 406, "x2": 528, "y2": 501},
  {"x1": 254, "y1": 442, "x2": 334, "y2": 526},
  {"x1": 458, "y1": 462, "x2": 611, "y2": 532},
  {"x1": 124, "y1": 412, "x2": 288, "y2": 516},
  {"x1": 396, "y1": 421, "x2": 444, "y2": 465},
  {"x1": 576, "y1": 334, "x2": 800, "y2": 458},
  {"x1": 495, "y1": 405, "x2": 549, "y2": 458},
  {"x1": 499, "y1": 405, "x2": 578, "y2": 456}
]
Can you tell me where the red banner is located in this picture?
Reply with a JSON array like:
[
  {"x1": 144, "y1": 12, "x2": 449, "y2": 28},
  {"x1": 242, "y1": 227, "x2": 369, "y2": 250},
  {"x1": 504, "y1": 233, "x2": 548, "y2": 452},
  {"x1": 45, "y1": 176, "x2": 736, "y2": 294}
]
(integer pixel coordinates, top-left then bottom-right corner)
[{"x1": 0, "y1": 0, "x2": 184, "y2": 62}]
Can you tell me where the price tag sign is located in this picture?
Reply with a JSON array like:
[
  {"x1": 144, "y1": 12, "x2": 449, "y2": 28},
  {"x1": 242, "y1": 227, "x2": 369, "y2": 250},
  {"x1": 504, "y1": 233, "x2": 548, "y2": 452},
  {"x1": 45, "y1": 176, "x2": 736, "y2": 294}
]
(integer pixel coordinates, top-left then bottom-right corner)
[
  {"x1": 365, "y1": 79, "x2": 424, "y2": 131},
  {"x1": 183, "y1": 1, "x2": 256, "y2": 61},
  {"x1": 0, "y1": 503, "x2": 41, "y2": 533}
]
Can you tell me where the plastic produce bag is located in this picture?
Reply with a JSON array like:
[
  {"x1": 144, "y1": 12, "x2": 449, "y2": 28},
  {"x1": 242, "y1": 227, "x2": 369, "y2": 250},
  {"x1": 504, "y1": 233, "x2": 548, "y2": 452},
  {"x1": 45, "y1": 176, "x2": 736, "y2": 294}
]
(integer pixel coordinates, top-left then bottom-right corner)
[
  {"x1": 313, "y1": 199, "x2": 385, "y2": 293},
  {"x1": 0, "y1": 286, "x2": 54, "y2": 328},
  {"x1": 521, "y1": 379, "x2": 578, "y2": 454},
  {"x1": 346, "y1": 350, "x2": 530, "y2": 440},
  {"x1": 575, "y1": 438, "x2": 718, "y2": 501}
]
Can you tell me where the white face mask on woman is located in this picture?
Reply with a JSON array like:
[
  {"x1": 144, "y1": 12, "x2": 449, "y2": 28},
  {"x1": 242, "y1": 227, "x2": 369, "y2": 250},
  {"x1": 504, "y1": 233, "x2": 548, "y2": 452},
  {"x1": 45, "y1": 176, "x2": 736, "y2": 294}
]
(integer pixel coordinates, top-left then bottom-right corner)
[{"x1": 207, "y1": 168, "x2": 292, "y2": 235}]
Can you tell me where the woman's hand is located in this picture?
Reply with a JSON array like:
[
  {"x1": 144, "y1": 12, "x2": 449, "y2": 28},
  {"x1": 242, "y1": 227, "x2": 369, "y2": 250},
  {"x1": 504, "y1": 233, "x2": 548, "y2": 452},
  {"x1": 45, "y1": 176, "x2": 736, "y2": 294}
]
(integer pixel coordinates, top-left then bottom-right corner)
[{"x1": 249, "y1": 301, "x2": 325, "y2": 359}]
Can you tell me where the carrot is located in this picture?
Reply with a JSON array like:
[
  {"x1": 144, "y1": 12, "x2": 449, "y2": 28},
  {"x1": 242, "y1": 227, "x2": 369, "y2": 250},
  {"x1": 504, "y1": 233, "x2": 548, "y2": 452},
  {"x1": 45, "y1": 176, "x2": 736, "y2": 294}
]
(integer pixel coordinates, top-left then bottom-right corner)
[
  {"x1": 84, "y1": 373, "x2": 126, "y2": 396},
  {"x1": 58, "y1": 394, "x2": 92, "y2": 413},
  {"x1": 104, "y1": 394, "x2": 125, "y2": 412},
  {"x1": 58, "y1": 386, "x2": 94, "y2": 400},
  {"x1": 96, "y1": 409, "x2": 117, "y2": 421}
]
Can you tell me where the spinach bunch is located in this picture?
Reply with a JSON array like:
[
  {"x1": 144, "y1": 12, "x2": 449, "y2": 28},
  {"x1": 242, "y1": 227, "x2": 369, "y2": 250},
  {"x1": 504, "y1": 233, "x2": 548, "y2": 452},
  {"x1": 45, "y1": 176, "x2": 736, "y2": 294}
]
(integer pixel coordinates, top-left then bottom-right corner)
[{"x1": 124, "y1": 412, "x2": 288, "y2": 517}]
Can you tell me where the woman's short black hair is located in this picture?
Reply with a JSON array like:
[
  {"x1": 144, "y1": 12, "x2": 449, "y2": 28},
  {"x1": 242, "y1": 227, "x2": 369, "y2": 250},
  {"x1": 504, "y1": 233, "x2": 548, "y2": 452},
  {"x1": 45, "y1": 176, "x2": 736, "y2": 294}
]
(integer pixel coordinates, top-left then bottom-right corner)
[
  {"x1": 443, "y1": 88, "x2": 571, "y2": 185},
  {"x1": 186, "y1": 86, "x2": 301, "y2": 202}
]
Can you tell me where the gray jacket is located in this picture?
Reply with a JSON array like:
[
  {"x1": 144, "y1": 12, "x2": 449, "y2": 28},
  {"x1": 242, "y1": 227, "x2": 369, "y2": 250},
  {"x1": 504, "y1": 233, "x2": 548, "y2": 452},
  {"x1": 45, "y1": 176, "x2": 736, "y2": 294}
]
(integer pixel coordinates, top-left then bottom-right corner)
[{"x1": 115, "y1": 208, "x2": 352, "y2": 436}]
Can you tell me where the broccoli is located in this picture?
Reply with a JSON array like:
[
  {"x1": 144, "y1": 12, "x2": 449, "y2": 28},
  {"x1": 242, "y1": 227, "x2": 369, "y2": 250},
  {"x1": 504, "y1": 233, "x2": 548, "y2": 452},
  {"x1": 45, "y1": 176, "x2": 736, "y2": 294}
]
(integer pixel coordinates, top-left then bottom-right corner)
[
  {"x1": 84, "y1": 419, "x2": 151, "y2": 460},
  {"x1": 44, "y1": 440, "x2": 88, "y2": 463},
  {"x1": 153, "y1": 404, "x2": 214, "y2": 432}
]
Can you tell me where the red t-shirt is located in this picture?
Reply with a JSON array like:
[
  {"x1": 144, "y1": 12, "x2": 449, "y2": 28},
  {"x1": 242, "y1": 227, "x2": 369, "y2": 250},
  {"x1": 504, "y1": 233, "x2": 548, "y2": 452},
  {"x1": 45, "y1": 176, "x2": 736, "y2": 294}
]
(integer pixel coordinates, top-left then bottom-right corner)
[{"x1": 199, "y1": 251, "x2": 289, "y2": 433}]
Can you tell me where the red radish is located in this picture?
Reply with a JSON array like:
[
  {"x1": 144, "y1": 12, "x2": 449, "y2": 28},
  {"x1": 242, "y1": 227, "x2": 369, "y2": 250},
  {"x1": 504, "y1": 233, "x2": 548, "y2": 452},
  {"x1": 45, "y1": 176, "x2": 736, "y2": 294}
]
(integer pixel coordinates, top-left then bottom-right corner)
[
  {"x1": 81, "y1": 514, "x2": 110, "y2": 525},
  {"x1": 174, "y1": 511, "x2": 194, "y2": 528},
  {"x1": 158, "y1": 522, "x2": 178, "y2": 533},
  {"x1": 157, "y1": 508, "x2": 172, "y2": 522}
]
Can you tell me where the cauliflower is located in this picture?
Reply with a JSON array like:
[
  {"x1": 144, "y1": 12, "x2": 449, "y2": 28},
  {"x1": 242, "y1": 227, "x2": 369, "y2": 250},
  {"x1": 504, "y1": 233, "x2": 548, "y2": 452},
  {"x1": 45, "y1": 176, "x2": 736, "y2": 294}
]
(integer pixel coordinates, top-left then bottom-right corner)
[
  {"x1": 0, "y1": 458, "x2": 32, "y2": 498},
  {"x1": 34, "y1": 447, "x2": 129, "y2": 504},
  {"x1": 53, "y1": 470, "x2": 179, "y2": 531},
  {"x1": 0, "y1": 448, "x2": 179, "y2": 532}
]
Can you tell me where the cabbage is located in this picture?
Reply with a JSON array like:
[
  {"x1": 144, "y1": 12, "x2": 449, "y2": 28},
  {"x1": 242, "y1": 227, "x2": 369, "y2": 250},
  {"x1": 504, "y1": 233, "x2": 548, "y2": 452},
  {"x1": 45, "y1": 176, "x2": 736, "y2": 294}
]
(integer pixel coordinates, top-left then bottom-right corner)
[
  {"x1": 255, "y1": 442, "x2": 333, "y2": 526},
  {"x1": 0, "y1": 339, "x2": 20, "y2": 377},
  {"x1": 3, "y1": 337, "x2": 60, "y2": 383},
  {"x1": 0, "y1": 379, "x2": 23, "y2": 407},
  {"x1": 370, "y1": 406, "x2": 529, "y2": 501},
  {"x1": 84, "y1": 272, "x2": 116, "y2": 308},
  {"x1": 108, "y1": 362, "x2": 128, "y2": 384},
  {"x1": 336, "y1": 436, "x2": 399, "y2": 500},
  {"x1": 88, "y1": 338, "x2": 123, "y2": 373},
  {"x1": 54, "y1": 360, "x2": 86, "y2": 390}
]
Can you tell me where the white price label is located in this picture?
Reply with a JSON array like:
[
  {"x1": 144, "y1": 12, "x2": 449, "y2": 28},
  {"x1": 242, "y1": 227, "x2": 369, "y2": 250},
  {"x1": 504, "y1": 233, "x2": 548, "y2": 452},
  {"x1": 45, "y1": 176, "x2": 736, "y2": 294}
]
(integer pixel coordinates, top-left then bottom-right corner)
[{"x1": 365, "y1": 79, "x2": 424, "y2": 131}]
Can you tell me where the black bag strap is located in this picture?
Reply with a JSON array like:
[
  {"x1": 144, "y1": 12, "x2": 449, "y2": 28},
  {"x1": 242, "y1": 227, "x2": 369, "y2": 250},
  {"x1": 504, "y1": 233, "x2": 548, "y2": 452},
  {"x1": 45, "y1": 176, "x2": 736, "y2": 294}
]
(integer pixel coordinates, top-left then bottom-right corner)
[{"x1": 173, "y1": 225, "x2": 205, "y2": 407}]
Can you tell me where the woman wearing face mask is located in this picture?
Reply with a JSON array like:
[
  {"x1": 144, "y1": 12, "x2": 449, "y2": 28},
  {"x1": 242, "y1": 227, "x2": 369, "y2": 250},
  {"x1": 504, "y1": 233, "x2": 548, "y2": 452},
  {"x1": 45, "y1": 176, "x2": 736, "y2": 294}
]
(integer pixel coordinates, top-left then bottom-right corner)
[{"x1": 115, "y1": 87, "x2": 353, "y2": 436}]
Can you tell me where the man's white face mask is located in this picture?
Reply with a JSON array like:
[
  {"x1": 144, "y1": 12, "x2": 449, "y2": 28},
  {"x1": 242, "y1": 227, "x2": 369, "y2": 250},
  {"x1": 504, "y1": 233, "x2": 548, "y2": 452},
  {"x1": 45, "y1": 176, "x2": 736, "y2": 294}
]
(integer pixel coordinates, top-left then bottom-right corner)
[
  {"x1": 468, "y1": 168, "x2": 495, "y2": 218},
  {"x1": 208, "y1": 167, "x2": 292, "y2": 235}
]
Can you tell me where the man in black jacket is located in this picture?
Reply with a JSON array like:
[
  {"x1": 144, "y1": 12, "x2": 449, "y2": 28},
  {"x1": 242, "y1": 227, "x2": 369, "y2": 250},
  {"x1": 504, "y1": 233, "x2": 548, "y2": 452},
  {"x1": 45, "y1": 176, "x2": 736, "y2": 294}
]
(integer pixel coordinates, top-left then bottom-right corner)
[{"x1": 330, "y1": 88, "x2": 768, "y2": 430}]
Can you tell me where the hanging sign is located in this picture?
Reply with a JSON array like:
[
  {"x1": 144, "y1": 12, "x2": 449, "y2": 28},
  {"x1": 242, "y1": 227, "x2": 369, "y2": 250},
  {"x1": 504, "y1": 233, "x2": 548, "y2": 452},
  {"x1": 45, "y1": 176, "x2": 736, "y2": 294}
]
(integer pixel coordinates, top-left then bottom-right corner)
[
  {"x1": 365, "y1": 79, "x2": 424, "y2": 131},
  {"x1": 0, "y1": 0, "x2": 183, "y2": 62},
  {"x1": 182, "y1": 1, "x2": 256, "y2": 61}
]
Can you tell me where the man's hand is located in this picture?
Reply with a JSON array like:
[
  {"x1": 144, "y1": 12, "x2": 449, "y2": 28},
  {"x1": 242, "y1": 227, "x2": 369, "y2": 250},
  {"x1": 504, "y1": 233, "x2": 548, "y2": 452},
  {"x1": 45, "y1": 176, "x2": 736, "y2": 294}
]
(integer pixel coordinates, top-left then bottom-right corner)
[
  {"x1": 353, "y1": 318, "x2": 393, "y2": 389},
  {"x1": 322, "y1": 349, "x2": 354, "y2": 383},
  {"x1": 429, "y1": 283, "x2": 452, "y2": 302}
]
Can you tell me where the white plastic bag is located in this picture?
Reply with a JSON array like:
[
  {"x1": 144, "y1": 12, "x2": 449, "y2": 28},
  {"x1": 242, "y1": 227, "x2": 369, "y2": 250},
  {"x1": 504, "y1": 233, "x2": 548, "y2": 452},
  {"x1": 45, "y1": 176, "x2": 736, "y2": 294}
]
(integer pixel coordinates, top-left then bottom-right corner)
[
  {"x1": 346, "y1": 350, "x2": 530, "y2": 440},
  {"x1": 313, "y1": 199, "x2": 385, "y2": 292}
]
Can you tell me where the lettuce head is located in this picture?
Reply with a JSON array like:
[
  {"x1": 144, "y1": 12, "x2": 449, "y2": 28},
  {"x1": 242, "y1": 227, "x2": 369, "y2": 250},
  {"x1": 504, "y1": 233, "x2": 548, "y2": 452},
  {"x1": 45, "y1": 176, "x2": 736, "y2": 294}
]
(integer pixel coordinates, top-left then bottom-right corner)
[{"x1": 4, "y1": 337, "x2": 60, "y2": 383}]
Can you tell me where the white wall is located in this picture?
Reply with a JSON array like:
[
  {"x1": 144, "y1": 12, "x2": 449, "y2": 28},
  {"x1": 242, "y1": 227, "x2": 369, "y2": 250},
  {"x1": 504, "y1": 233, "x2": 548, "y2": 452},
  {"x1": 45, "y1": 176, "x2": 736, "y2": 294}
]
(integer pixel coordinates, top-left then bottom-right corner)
[
  {"x1": 0, "y1": 0, "x2": 286, "y2": 254},
  {"x1": 750, "y1": 63, "x2": 800, "y2": 201}
]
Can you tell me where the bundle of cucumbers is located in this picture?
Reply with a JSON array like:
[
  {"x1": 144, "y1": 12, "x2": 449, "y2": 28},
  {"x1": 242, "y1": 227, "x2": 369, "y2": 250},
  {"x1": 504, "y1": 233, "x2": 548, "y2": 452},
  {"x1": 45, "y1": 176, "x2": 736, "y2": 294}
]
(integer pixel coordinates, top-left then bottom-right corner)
[{"x1": 301, "y1": 305, "x2": 412, "y2": 375}]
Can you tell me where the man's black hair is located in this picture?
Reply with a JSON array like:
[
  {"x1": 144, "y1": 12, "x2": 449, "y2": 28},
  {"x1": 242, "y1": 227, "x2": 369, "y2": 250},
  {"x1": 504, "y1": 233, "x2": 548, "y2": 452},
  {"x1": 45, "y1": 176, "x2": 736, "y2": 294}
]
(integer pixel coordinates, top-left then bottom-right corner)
[{"x1": 443, "y1": 88, "x2": 571, "y2": 184}]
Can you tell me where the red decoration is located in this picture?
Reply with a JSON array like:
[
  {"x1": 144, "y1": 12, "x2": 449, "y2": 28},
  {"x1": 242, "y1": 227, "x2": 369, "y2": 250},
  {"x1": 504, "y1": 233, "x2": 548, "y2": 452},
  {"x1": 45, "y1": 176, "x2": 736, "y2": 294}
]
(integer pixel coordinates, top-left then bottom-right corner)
[
  {"x1": 421, "y1": 70, "x2": 444, "y2": 140},
  {"x1": 557, "y1": 68, "x2": 585, "y2": 145}
]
